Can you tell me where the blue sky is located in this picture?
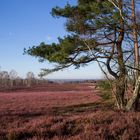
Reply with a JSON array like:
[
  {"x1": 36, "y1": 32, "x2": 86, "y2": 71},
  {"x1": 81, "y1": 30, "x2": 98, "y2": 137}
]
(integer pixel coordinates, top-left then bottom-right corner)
[{"x1": 0, "y1": 0, "x2": 102, "y2": 79}]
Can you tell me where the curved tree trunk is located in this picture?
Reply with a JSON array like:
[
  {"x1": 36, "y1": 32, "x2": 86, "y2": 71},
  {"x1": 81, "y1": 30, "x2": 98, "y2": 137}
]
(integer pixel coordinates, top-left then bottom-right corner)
[
  {"x1": 114, "y1": 0, "x2": 126, "y2": 110},
  {"x1": 106, "y1": 0, "x2": 126, "y2": 110},
  {"x1": 126, "y1": 76, "x2": 140, "y2": 110}
]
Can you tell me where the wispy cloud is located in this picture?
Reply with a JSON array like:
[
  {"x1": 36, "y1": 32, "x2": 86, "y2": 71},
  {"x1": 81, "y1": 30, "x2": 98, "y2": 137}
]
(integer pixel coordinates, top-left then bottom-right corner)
[{"x1": 46, "y1": 35, "x2": 52, "y2": 41}]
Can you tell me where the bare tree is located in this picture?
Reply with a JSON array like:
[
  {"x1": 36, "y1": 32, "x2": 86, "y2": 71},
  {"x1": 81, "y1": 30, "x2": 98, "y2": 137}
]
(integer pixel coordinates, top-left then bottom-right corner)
[
  {"x1": 26, "y1": 72, "x2": 35, "y2": 87},
  {"x1": 0, "y1": 71, "x2": 9, "y2": 88},
  {"x1": 9, "y1": 70, "x2": 18, "y2": 87}
]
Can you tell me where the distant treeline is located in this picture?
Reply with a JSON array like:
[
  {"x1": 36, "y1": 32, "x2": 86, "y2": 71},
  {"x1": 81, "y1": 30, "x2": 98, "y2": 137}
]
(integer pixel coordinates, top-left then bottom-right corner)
[
  {"x1": 0, "y1": 69, "x2": 48, "y2": 91},
  {"x1": 47, "y1": 79, "x2": 98, "y2": 84}
]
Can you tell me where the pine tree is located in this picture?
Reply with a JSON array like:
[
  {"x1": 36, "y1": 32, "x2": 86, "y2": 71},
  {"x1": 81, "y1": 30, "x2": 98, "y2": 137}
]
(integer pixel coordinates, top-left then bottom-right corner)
[{"x1": 25, "y1": 0, "x2": 140, "y2": 110}]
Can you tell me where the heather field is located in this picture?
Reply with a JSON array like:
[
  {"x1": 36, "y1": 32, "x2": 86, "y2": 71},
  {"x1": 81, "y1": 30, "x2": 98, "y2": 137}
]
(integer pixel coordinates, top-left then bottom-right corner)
[{"x1": 0, "y1": 82, "x2": 140, "y2": 140}]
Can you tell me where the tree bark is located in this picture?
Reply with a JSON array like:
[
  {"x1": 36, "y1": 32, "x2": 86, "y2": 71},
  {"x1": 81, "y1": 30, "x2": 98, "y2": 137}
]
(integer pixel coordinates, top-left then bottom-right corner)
[
  {"x1": 126, "y1": 0, "x2": 140, "y2": 111},
  {"x1": 114, "y1": 0, "x2": 126, "y2": 110},
  {"x1": 132, "y1": 0, "x2": 139, "y2": 78},
  {"x1": 114, "y1": 76, "x2": 126, "y2": 110},
  {"x1": 126, "y1": 75, "x2": 140, "y2": 110}
]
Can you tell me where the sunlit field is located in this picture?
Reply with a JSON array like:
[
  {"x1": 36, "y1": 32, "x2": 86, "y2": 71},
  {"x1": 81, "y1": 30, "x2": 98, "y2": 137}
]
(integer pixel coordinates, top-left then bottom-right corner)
[{"x1": 0, "y1": 82, "x2": 139, "y2": 140}]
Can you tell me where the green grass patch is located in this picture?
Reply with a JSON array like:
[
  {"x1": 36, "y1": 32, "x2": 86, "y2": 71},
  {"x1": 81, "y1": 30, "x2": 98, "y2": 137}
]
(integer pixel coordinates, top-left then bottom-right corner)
[
  {"x1": 97, "y1": 80, "x2": 112, "y2": 101},
  {"x1": 100, "y1": 91, "x2": 112, "y2": 100},
  {"x1": 97, "y1": 80, "x2": 111, "y2": 90}
]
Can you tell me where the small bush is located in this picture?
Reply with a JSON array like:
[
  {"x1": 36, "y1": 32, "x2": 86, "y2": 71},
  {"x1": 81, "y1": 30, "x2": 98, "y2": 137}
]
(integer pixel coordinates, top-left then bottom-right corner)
[
  {"x1": 100, "y1": 91, "x2": 112, "y2": 100},
  {"x1": 97, "y1": 80, "x2": 112, "y2": 100},
  {"x1": 97, "y1": 80, "x2": 111, "y2": 90}
]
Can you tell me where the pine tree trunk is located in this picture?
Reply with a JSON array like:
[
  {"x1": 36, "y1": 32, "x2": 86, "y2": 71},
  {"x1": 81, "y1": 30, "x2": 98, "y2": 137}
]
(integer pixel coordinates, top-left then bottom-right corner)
[
  {"x1": 132, "y1": 0, "x2": 139, "y2": 78},
  {"x1": 129, "y1": 0, "x2": 140, "y2": 111},
  {"x1": 115, "y1": 77, "x2": 126, "y2": 110},
  {"x1": 113, "y1": 0, "x2": 125, "y2": 110},
  {"x1": 126, "y1": 76, "x2": 140, "y2": 111}
]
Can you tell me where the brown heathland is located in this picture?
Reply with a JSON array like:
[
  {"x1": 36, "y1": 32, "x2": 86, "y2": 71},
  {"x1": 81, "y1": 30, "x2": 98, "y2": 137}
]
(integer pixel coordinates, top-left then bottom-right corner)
[{"x1": 0, "y1": 83, "x2": 139, "y2": 140}]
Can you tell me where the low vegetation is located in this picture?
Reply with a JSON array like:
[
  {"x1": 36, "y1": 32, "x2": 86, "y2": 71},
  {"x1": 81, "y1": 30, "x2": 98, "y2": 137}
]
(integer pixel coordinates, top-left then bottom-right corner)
[
  {"x1": 2, "y1": 111, "x2": 139, "y2": 140},
  {"x1": 0, "y1": 82, "x2": 139, "y2": 140},
  {"x1": 97, "y1": 80, "x2": 112, "y2": 101}
]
